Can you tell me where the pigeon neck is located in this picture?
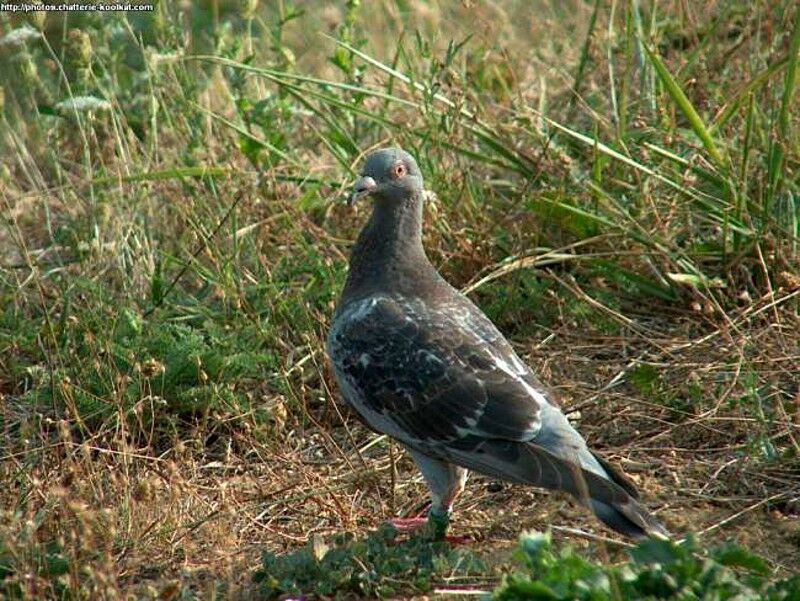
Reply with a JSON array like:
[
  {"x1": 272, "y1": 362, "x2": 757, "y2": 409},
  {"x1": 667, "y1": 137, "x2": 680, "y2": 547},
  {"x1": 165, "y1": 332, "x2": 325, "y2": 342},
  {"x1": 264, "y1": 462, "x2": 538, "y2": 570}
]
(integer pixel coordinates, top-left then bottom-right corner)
[{"x1": 344, "y1": 193, "x2": 437, "y2": 298}]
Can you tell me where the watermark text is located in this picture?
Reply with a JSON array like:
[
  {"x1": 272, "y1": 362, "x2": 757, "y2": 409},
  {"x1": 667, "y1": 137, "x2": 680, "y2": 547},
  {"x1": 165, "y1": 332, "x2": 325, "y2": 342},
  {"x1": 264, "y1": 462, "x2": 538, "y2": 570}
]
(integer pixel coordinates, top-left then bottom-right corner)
[{"x1": 1, "y1": 3, "x2": 155, "y2": 12}]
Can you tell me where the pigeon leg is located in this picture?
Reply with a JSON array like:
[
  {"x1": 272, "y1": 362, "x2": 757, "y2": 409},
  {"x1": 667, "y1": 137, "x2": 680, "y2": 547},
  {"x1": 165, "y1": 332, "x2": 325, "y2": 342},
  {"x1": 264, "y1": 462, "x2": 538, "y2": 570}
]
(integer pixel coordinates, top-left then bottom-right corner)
[
  {"x1": 387, "y1": 451, "x2": 470, "y2": 542},
  {"x1": 401, "y1": 450, "x2": 469, "y2": 541}
]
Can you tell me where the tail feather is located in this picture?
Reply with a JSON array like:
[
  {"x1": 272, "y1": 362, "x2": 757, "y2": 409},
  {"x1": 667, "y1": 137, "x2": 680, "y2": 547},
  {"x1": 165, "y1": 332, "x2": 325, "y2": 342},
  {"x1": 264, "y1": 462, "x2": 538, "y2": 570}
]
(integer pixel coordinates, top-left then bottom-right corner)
[
  {"x1": 445, "y1": 439, "x2": 668, "y2": 539},
  {"x1": 591, "y1": 452, "x2": 640, "y2": 498},
  {"x1": 590, "y1": 498, "x2": 667, "y2": 540}
]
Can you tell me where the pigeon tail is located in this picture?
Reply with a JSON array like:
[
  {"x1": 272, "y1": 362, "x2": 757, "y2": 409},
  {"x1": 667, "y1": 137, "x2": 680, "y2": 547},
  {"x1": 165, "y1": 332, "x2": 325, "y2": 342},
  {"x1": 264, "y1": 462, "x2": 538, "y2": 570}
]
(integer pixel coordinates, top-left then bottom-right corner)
[
  {"x1": 589, "y1": 499, "x2": 666, "y2": 540},
  {"x1": 529, "y1": 443, "x2": 669, "y2": 539},
  {"x1": 445, "y1": 439, "x2": 669, "y2": 539},
  {"x1": 585, "y1": 451, "x2": 669, "y2": 539},
  {"x1": 530, "y1": 402, "x2": 669, "y2": 538}
]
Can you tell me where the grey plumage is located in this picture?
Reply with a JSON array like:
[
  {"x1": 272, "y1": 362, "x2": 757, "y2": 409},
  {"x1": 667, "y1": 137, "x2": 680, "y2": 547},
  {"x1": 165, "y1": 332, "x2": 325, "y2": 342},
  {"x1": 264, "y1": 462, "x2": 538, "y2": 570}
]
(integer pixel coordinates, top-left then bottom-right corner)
[{"x1": 327, "y1": 147, "x2": 668, "y2": 539}]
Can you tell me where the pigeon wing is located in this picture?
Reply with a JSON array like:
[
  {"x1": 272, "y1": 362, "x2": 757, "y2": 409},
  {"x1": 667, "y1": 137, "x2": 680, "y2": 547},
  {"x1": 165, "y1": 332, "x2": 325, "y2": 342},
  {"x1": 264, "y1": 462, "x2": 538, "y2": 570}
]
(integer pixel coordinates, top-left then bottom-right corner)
[{"x1": 328, "y1": 294, "x2": 543, "y2": 447}]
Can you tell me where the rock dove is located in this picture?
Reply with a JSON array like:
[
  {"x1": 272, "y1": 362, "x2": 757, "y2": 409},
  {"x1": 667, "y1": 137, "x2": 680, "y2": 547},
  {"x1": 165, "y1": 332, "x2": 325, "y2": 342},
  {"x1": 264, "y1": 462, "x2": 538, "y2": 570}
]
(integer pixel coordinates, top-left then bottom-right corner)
[{"x1": 326, "y1": 148, "x2": 668, "y2": 540}]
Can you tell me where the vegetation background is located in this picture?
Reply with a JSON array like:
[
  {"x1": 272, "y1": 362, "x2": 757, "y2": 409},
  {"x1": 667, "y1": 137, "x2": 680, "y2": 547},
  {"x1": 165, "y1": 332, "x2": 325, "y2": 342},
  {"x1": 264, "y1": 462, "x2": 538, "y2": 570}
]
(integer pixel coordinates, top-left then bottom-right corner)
[{"x1": 1, "y1": 0, "x2": 798, "y2": 598}]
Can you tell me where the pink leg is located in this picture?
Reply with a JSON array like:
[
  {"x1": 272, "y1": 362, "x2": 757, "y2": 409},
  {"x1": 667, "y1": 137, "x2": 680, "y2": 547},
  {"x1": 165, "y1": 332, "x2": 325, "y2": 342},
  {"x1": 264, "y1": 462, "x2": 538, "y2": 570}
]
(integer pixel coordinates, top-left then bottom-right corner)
[
  {"x1": 387, "y1": 510, "x2": 471, "y2": 544},
  {"x1": 386, "y1": 450, "x2": 472, "y2": 543},
  {"x1": 388, "y1": 516, "x2": 430, "y2": 532},
  {"x1": 387, "y1": 517, "x2": 471, "y2": 544}
]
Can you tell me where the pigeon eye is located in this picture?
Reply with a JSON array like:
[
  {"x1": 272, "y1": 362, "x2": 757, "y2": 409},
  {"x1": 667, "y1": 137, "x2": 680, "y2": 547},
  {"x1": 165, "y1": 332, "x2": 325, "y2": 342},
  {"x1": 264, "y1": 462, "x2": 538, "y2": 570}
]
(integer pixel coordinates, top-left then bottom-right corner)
[{"x1": 392, "y1": 163, "x2": 407, "y2": 178}]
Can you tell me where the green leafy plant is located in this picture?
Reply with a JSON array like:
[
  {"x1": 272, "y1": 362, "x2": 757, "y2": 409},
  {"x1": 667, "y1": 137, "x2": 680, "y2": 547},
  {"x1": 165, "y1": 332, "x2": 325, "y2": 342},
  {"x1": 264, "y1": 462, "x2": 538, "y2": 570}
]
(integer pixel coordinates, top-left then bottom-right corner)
[
  {"x1": 254, "y1": 525, "x2": 485, "y2": 599},
  {"x1": 494, "y1": 531, "x2": 800, "y2": 600}
]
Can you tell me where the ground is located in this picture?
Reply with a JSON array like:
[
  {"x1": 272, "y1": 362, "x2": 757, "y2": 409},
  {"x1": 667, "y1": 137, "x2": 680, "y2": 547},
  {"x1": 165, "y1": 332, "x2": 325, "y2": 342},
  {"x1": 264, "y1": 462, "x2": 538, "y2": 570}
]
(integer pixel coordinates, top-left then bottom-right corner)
[{"x1": 1, "y1": 0, "x2": 799, "y2": 598}]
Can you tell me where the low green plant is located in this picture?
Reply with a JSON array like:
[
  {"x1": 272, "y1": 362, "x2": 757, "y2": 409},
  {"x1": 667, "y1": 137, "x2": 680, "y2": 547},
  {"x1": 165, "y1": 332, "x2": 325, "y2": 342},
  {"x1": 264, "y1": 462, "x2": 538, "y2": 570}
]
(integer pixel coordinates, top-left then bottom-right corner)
[
  {"x1": 494, "y1": 531, "x2": 800, "y2": 600},
  {"x1": 253, "y1": 528, "x2": 800, "y2": 600},
  {"x1": 254, "y1": 524, "x2": 486, "y2": 599}
]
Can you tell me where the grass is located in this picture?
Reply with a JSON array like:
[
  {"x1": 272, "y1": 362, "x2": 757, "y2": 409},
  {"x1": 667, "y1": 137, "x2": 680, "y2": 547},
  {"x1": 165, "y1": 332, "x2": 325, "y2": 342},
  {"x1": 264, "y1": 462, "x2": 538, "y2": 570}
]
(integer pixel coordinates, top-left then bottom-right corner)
[{"x1": 1, "y1": 0, "x2": 799, "y2": 598}]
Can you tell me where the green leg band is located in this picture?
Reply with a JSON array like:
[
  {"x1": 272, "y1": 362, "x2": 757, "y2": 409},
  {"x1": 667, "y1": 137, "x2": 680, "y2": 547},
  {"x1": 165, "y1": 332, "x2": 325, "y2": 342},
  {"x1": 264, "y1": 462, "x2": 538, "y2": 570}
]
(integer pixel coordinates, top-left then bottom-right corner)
[{"x1": 427, "y1": 508, "x2": 450, "y2": 540}]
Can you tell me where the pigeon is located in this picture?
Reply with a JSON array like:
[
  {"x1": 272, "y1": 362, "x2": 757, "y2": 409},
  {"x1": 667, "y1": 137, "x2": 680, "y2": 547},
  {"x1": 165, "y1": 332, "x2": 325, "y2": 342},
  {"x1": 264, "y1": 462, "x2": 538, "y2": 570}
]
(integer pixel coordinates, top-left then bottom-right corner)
[{"x1": 326, "y1": 147, "x2": 668, "y2": 540}]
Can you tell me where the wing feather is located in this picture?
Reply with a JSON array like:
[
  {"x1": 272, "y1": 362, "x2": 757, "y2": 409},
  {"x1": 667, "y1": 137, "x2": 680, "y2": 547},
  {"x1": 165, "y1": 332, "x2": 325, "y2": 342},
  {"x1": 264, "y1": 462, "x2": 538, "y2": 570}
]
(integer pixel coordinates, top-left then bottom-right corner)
[{"x1": 327, "y1": 295, "x2": 543, "y2": 445}]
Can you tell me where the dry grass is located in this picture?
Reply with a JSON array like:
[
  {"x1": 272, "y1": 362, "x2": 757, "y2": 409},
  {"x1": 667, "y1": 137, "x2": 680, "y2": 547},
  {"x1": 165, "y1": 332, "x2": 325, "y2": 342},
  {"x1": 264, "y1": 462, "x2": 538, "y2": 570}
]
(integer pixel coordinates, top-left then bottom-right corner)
[
  {"x1": 1, "y1": 0, "x2": 799, "y2": 598},
  {"x1": 3, "y1": 302, "x2": 798, "y2": 597}
]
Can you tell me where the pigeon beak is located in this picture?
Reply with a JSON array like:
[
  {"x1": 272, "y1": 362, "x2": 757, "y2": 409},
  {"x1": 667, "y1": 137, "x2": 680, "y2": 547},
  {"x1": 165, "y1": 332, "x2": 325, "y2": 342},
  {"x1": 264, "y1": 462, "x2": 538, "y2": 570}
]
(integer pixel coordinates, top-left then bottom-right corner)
[{"x1": 347, "y1": 175, "x2": 377, "y2": 206}]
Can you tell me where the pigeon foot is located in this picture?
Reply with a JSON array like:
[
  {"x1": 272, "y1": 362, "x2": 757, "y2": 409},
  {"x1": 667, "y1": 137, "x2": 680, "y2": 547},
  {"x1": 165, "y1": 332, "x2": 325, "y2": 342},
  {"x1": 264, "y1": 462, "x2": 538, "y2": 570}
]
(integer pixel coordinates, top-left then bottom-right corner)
[
  {"x1": 387, "y1": 512, "x2": 470, "y2": 544},
  {"x1": 388, "y1": 516, "x2": 430, "y2": 532}
]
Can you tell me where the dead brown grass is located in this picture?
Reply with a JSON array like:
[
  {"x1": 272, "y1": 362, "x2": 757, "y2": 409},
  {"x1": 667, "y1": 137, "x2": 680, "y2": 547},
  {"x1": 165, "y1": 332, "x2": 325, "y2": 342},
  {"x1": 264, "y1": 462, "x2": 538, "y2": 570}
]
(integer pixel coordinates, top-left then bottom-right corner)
[
  {"x1": 2, "y1": 0, "x2": 799, "y2": 598},
  {"x1": 3, "y1": 292, "x2": 799, "y2": 597}
]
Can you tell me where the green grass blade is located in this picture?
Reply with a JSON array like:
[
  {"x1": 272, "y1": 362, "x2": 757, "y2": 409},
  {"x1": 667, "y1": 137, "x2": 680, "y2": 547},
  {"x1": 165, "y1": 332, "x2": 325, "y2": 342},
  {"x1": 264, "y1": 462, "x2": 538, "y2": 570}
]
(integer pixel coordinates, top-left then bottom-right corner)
[
  {"x1": 643, "y1": 142, "x2": 726, "y2": 188},
  {"x1": 766, "y1": 7, "x2": 800, "y2": 207},
  {"x1": 568, "y1": 0, "x2": 602, "y2": 114},
  {"x1": 778, "y1": 9, "x2": 800, "y2": 147},
  {"x1": 543, "y1": 117, "x2": 751, "y2": 236},
  {"x1": 187, "y1": 55, "x2": 420, "y2": 110},
  {"x1": 325, "y1": 35, "x2": 473, "y2": 118},
  {"x1": 642, "y1": 43, "x2": 726, "y2": 170},
  {"x1": 191, "y1": 102, "x2": 302, "y2": 168},
  {"x1": 709, "y1": 56, "x2": 789, "y2": 135}
]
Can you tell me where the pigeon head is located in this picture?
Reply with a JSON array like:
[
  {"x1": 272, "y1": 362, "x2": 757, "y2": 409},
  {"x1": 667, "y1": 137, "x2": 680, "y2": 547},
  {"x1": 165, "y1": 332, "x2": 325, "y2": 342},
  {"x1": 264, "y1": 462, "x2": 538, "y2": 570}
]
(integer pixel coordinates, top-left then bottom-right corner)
[{"x1": 348, "y1": 148, "x2": 423, "y2": 206}]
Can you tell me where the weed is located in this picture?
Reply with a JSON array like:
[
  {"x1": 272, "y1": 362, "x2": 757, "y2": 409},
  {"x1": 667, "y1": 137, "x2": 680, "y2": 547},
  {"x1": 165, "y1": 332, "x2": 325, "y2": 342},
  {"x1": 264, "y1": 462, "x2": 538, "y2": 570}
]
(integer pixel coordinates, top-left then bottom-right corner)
[
  {"x1": 494, "y1": 531, "x2": 800, "y2": 600},
  {"x1": 254, "y1": 525, "x2": 486, "y2": 599}
]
